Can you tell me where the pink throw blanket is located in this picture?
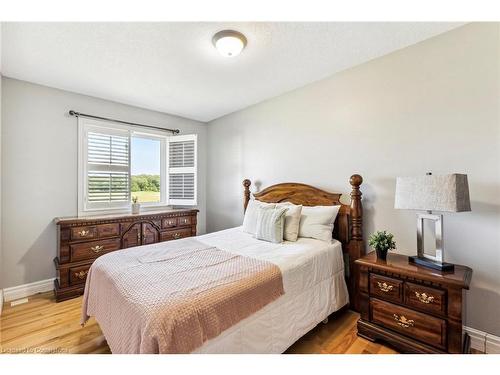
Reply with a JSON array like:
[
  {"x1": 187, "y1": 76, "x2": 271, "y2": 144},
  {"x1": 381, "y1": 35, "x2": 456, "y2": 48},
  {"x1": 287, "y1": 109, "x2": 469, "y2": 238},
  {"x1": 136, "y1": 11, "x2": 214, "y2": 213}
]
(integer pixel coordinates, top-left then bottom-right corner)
[{"x1": 81, "y1": 238, "x2": 284, "y2": 353}]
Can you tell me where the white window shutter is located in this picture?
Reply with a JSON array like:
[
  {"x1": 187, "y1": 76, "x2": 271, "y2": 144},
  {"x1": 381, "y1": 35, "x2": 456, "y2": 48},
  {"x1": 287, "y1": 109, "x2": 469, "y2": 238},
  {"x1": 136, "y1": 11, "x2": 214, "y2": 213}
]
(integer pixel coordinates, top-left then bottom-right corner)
[
  {"x1": 84, "y1": 126, "x2": 131, "y2": 210},
  {"x1": 167, "y1": 134, "x2": 197, "y2": 206}
]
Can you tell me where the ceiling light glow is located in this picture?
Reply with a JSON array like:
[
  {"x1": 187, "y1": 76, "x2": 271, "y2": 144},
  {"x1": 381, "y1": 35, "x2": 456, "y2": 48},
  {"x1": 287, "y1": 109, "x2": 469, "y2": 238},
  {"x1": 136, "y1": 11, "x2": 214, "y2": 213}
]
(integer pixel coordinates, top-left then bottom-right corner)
[{"x1": 212, "y1": 30, "x2": 247, "y2": 57}]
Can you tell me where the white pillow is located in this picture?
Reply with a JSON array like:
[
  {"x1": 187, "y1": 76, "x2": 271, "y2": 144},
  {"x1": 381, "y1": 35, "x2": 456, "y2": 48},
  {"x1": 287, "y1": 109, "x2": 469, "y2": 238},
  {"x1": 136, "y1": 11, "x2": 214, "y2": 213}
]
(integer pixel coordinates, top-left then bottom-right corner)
[
  {"x1": 298, "y1": 205, "x2": 341, "y2": 242},
  {"x1": 276, "y1": 203, "x2": 303, "y2": 242},
  {"x1": 242, "y1": 200, "x2": 276, "y2": 235}
]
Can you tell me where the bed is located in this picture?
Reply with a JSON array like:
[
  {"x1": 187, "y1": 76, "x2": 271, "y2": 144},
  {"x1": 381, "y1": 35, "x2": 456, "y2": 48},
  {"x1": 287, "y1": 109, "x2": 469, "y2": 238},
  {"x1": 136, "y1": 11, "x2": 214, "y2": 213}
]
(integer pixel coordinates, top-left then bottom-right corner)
[{"x1": 81, "y1": 175, "x2": 364, "y2": 353}]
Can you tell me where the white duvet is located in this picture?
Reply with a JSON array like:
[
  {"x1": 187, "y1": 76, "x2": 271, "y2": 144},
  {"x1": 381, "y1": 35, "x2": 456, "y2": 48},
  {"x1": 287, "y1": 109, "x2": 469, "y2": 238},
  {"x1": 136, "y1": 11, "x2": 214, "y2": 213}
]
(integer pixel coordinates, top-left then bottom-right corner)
[{"x1": 192, "y1": 226, "x2": 349, "y2": 353}]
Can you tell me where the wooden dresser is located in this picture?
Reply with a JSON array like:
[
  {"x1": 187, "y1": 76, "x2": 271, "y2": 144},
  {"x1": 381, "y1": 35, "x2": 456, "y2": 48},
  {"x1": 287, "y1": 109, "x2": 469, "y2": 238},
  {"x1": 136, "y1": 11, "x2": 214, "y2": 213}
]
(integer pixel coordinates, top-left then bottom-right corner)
[
  {"x1": 53, "y1": 209, "x2": 198, "y2": 302},
  {"x1": 356, "y1": 252, "x2": 472, "y2": 353}
]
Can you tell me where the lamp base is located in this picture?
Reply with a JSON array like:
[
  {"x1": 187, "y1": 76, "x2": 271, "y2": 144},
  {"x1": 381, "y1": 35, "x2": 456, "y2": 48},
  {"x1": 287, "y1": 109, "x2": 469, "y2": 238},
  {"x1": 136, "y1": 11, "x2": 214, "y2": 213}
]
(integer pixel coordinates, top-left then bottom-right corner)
[{"x1": 408, "y1": 255, "x2": 455, "y2": 272}]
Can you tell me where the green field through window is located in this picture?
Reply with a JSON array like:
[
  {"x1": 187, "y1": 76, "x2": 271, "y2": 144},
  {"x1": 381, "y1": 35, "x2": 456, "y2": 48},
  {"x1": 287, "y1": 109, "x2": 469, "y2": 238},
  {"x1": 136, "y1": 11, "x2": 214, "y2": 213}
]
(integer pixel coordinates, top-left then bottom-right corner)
[
  {"x1": 131, "y1": 136, "x2": 161, "y2": 204},
  {"x1": 131, "y1": 174, "x2": 160, "y2": 203}
]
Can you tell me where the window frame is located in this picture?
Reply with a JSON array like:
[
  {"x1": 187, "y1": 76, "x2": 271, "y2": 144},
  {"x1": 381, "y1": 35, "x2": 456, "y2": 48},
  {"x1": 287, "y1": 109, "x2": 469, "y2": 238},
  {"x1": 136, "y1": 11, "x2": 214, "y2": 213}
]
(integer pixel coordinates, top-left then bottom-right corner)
[{"x1": 78, "y1": 117, "x2": 175, "y2": 217}]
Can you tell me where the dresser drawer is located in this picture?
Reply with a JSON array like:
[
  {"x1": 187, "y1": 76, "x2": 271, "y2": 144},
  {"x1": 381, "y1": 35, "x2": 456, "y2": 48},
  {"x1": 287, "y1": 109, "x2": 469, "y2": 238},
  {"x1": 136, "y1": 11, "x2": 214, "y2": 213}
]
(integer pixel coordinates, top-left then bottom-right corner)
[
  {"x1": 371, "y1": 298, "x2": 447, "y2": 349},
  {"x1": 177, "y1": 216, "x2": 193, "y2": 227},
  {"x1": 369, "y1": 274, "x2": 403, "y2": 303},
  {"x1": 160, "y1": 228, "x2": 192, "y2": 242},
  {"x1": 161, "y1": 217, "x2": 178, "y2": 229},
  {"x1": 405, "y1": 282, "x2": 446, "y2": 315},
  {"x1": 70, "y1": 226, "x2": 97, "y2": 241},
  {"x1": 97, "y1": 223, "x2": 120, "y2": 238},
  {"x1": 69, "y1": 264, "x2": 91, "y2": 285},
  {"x1": 70, "y1": 238, "x2": 121, "y2": 262}
]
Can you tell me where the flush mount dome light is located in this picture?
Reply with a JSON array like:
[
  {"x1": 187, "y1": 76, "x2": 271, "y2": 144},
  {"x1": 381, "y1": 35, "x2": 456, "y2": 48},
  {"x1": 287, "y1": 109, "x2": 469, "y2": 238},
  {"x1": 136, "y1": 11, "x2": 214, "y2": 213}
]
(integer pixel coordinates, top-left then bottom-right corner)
[{"x1": 212, "y1": 30, "x2": 247, "y2": 57}]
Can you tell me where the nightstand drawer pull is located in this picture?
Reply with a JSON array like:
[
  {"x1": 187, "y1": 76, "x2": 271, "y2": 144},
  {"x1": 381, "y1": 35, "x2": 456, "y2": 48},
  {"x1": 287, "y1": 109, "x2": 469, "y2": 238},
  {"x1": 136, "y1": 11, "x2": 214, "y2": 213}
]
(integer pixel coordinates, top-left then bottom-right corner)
[
  {"x1": 415, "y1": 291, "x2": 435, "y2": 304},
  {"x1": 78, "y1": 229, "x2": 90, "y2": 237},
  {"x1": 377, "y1": 281, "x2": 394, "y2": 292},
  {"x1": 173, "y1": 233, "x2": 181, "y2": 239},
  {"x1": 90, "y1": 245, "x2": 104, "y2": 253},
  {"x1": 393, "y1": 313, "x2": 414, "y2": 328},
  {"x1": 74, "y1": 270, "x2": 88, "y2": 280}
]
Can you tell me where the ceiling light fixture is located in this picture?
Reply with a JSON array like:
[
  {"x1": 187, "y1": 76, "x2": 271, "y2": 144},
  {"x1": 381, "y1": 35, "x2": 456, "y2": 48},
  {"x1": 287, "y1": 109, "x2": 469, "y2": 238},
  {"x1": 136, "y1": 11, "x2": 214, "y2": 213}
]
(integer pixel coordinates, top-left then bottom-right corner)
[{"x1": 212, "y1": 30, "x2": 247, "y2": 57}]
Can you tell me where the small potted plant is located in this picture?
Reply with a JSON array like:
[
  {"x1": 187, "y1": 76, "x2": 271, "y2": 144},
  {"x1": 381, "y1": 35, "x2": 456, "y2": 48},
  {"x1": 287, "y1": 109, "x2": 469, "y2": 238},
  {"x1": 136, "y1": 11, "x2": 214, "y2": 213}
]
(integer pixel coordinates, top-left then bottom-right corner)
[
  {"x1": 368, "y1": 230, "x2": 396, "y2": 261},
  {"x1": 131, "y1": 196, "x2": 140, "y2": 214}
]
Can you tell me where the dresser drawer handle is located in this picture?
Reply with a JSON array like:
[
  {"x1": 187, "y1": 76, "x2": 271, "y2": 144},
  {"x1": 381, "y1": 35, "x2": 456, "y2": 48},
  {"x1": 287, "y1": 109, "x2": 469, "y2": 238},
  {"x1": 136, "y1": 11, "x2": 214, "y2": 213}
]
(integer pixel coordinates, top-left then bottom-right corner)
[
  {"x1": 173, "y1": 233, "x2": 181, "y2": 239},
  {"x1": 415, "y1": 291, "x2": 435, "y2": 304},
  {"x1": 74, "y1": 270, "x2": 88, "y2": 280},
  {"x1": 393, "y1": 313, "x2": 414, "y2": 328},
  {"x1": 90, "y1": 245, "x2": 104, "y2": 253},
  {"x1": 182, "y1": 218, "x2": 189, "y2": 224},
  {"x1": 167, "y1": 220, "x2": 176, "y2": 226},
  {"x1": 377, "y1": 281, "x2": 394, "y2": 292},
  {"x1": 78, "y1": 229, "x2": 90, "y2": 237}
]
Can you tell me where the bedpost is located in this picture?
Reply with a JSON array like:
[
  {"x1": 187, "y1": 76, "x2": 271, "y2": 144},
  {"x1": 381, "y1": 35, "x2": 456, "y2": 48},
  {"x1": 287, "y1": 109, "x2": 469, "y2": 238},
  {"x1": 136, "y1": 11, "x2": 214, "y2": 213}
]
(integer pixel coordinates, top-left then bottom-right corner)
[
  {"x1": 349, "y1": 174, "x2": 363, "y2": 311},
  {"x1": 243, "y1": 179, "x2": 251, "y2": 213},
  {"x1": 350, "y1": 174, "x2": 363, "y2": 242}
]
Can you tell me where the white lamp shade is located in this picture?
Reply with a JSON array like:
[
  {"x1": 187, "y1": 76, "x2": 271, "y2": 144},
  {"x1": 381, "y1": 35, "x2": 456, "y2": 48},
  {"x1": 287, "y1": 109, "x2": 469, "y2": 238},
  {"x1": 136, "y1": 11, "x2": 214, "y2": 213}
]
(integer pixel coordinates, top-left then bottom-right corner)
[{"x1": 394, "y1": 174, "x2": 471, "y2": 212}]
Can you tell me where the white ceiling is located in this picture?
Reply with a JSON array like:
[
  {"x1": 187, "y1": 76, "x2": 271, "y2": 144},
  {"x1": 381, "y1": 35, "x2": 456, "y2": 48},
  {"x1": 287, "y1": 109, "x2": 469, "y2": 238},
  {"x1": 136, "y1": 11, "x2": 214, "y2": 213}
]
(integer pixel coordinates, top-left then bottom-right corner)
[{"x1": 1, "y1": 22, "x2": 464, "y2": 122}]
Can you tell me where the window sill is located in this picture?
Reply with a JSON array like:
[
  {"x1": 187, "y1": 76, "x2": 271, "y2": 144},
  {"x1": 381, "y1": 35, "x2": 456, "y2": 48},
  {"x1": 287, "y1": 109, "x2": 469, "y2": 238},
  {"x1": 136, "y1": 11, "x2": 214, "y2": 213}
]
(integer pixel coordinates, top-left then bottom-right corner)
[{"x1": 77, "y1": 204, "x2": 174, "y2": 218}]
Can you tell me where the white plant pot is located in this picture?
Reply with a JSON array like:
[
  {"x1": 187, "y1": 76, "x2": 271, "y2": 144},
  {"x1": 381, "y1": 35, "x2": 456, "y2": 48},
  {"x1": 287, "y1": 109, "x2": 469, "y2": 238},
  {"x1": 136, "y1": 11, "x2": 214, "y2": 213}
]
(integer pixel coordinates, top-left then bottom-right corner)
[{"x1": 132, "y1": 203, "x2": 141, "y2": 214}]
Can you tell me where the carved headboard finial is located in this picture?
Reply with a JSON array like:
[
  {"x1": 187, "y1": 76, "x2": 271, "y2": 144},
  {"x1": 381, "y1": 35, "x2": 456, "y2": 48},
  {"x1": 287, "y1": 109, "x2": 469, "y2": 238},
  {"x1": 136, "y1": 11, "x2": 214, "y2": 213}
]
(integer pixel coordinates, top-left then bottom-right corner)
[
  {"x1": 243, "y1": 179, "x2": 251, "y2": 212},
  {"x1": 349, "y1": 174, "x2": 363, "y2": 187}
]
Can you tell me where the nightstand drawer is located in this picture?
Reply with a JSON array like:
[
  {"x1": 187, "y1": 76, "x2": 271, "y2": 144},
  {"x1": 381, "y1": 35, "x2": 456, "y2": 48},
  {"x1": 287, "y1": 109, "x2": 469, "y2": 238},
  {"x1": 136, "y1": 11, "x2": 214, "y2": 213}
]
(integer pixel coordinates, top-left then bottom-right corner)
[
  {"x1": 69, "y1": 264, "x2": 91, "y2": 286},
  {"x1": 405, "y1": 282, "x2": 446, "y2": 315},
  {"x1": 371, "y1": 298, "x2": 447, "y2": 350},
  {"x1": 370, "y1": 274, "x2": 403, "y2": 303}
]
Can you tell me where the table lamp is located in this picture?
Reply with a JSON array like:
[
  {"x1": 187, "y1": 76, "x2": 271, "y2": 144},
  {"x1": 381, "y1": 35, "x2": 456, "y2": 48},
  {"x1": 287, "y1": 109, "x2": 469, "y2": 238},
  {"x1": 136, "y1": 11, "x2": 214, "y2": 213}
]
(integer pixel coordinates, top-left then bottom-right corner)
[{"x1": 394, "y1": 173, "x2": 471, "y2": 271}]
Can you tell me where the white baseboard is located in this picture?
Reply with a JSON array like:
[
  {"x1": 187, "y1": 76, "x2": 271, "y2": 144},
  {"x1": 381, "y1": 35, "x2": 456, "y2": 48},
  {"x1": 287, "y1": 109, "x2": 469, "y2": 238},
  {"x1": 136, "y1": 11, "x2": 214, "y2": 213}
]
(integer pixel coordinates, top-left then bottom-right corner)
[
  {"x1": 485, "y1": 333, "x2": 500, "y2": 354},
  {"x1": 464, "y1": 326, "x2": 486, "y2": 352},
  {"x1": 464, "y1": 325, "x2": 500, "y2": 354},
  {"x1": 2, "y1": 278, "x2": 55, "y2": 302}
]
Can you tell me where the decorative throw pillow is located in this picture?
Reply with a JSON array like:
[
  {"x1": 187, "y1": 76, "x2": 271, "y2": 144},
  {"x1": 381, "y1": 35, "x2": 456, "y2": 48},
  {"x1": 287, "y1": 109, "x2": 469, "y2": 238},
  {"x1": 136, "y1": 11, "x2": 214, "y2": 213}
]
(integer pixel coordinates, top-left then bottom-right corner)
[
  {"x1": 276, "y1": 202, "x2": 303, "y2": 242},
  {"x1": 255, "y1": 206, "x2": 288, "y2": 243},
  {"x1": 242, "y1": 200, "x2": 276, "y2": 235},
  {"x1": 298, "y1": 205, "x2": 341, "y2": 242}
]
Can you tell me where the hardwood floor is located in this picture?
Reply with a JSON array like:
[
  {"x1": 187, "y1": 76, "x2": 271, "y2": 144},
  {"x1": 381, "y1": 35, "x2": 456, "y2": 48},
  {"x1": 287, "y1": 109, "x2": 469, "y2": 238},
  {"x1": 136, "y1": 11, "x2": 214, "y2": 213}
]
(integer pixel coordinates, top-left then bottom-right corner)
[
  {"x1": 1, "y1": 292, "x2": 397, "y2": 354},
  {"x1": 1, "y1": 292, "x2": 110, "y2": 354},
  {"x1": 285, "y1": 308, "x2": 398, "y2": 354}
]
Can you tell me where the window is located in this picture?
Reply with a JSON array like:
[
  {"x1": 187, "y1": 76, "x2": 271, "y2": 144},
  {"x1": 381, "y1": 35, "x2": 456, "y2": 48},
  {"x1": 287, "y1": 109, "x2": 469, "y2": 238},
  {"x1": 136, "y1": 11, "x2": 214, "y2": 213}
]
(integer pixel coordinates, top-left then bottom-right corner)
[
  {"x1": 78, "y1": 118, "x2": 197, "y2": 215},
  {"x1": 131, "y1": 136, "x2": 162, "y2": 204}
]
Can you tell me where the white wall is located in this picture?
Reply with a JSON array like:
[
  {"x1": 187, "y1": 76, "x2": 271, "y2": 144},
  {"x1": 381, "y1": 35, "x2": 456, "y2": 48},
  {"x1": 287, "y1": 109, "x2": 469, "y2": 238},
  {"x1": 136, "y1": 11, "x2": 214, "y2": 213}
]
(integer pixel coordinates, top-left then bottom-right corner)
[
  {"x1": 0, "y1": 22, "x2": 3, "y2": 291},
  {"x1": 0, "y1": 75, "x2": 3, "y2": 292},
  {"x1": 207, "y1": 23, "x2": 500, "y2": 335},
  {"x1": 1, "y1": 77, "x2": 207, "y2": 288}
]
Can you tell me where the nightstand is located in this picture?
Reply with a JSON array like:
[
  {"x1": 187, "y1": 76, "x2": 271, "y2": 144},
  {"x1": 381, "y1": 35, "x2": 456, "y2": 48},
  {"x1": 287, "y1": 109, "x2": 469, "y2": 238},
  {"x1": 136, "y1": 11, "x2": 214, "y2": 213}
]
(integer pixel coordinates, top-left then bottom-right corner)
[{"x1": 355, "y1": 252, "x2": 472, "y2": 353}]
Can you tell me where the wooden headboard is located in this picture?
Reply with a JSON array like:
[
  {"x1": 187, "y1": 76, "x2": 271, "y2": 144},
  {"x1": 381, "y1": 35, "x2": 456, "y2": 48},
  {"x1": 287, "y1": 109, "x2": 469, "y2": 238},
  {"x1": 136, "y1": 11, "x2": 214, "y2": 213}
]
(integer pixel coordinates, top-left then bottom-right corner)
[{"x1": 242, "y1": 175, "x2": 364, "y2": 307}]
